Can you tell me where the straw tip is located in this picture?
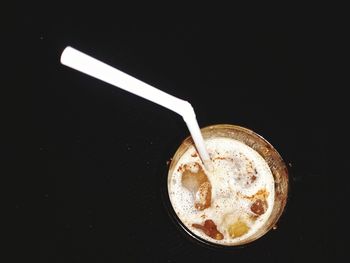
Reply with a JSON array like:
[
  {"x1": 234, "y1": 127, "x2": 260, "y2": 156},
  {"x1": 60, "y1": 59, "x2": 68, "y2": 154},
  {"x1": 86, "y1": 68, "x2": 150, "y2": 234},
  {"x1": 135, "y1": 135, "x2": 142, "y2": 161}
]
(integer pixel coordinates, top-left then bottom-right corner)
[{"x1": 60, "y1": 46, "x2": 74, "y2": 65}]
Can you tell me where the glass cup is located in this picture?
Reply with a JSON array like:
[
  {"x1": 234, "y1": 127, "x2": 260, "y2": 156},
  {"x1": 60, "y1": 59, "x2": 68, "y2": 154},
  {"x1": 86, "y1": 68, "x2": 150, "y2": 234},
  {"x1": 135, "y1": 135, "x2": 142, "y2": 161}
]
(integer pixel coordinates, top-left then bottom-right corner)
[{"x1": 163, "y1": 124, "x2": 289, "y2": 248}]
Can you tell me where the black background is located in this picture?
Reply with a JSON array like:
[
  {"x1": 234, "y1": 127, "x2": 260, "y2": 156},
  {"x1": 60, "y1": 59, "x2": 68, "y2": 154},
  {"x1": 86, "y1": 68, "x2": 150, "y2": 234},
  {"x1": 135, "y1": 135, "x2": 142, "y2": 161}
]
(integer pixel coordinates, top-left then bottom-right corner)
[{"x1": 12, "y1": 8, "x2": 334, "y2": 262}]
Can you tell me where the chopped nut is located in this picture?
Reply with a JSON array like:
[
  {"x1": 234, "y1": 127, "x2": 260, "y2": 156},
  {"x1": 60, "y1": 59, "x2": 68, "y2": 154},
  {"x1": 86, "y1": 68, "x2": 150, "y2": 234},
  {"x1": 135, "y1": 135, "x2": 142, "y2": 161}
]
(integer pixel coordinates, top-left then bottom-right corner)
[
  {"x1": 250, "y1": 199, "x2": 268, "y2": 215},
  {"x1": 228, "y1": 220, "x2": 250, "y2": 238},
  {"x1": 192, "y1": 220, "x2": 224, "y2": 240},
  {"x1": 182, "y1": 163, "x2": 212, "y2": 210},
  {"x1": 195, "y1": 182, "x2": 212, "y2": 210}
]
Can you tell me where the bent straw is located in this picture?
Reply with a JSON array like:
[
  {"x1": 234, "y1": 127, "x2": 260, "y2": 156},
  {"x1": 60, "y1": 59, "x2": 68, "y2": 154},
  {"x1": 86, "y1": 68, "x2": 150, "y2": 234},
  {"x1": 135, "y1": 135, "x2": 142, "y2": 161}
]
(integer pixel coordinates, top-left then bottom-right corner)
[{"x1": 60, "y1": 46, "x2": 212, "y2": 170}]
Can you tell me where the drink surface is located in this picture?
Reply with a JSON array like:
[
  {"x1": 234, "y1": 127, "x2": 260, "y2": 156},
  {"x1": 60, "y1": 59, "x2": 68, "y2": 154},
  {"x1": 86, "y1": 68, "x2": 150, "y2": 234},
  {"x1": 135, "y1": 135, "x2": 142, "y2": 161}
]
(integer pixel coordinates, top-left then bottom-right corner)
[{"x1": 168, "y1": 137, "x2": 275, "y2": 246}]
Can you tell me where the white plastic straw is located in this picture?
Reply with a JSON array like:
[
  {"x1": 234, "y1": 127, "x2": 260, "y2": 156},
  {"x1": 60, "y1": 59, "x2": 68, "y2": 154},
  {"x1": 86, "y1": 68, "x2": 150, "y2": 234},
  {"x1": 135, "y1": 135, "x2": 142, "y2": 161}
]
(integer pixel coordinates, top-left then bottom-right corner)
[{"x1": 60, "y1": 46, "x2": 212, "y2": 171}]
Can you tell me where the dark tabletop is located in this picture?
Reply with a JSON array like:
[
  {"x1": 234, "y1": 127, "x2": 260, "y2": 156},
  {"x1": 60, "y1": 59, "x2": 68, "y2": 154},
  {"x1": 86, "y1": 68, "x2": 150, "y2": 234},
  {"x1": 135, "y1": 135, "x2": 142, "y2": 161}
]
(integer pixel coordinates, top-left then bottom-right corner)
[{"x1": 15, "y1": 10, "x2": 333, "y2": 262}]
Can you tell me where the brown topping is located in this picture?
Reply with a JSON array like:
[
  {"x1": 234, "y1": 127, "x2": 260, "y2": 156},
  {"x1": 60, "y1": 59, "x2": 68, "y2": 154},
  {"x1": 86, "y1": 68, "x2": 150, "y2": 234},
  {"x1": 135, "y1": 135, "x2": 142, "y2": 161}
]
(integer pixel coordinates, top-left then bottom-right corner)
[
  {"x1": 237, "y1": 189, "x2": 269, "y2": 217},
  {"x1": 255, "y1": 189, "x2": 269, "y2": 198},
  {"x1": 245, "y1": 160, "x2": 258, "y2": 185},
  {"x1": 251, "y1": 175, "x2": 257, "y2": 182},
  {"x1": 213, "y1": 156, "x2": 233, "y2": 161},
  {"x1": 177, "y1": 165, "x2": 184, "y2": 172},
  {"x1": 239, "y1": 188, "x2": 269, "y2": 201},
  {"x1": 195, "y1": 182, "x2": 212, "y2": 210},
  {"x1": 192, "y1": 220, "x2": 224, "y2": 240},
  {"x1": 181, "y1": 163, "x2": 212, "y2": 210},
  {"x1": 191, "y1": 152, "x2": 198, "y2": 157},
  {"x1": 250, "y1": 198, "x2": 268, "y2": 215}
]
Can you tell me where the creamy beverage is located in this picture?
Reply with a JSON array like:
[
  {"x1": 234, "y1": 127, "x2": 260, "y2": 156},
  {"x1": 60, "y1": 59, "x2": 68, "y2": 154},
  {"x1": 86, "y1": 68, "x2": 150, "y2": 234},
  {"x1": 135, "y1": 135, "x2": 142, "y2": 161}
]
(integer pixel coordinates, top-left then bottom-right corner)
[{"x1": 167, "y1": 125, "x2": 288, "y2": 246}]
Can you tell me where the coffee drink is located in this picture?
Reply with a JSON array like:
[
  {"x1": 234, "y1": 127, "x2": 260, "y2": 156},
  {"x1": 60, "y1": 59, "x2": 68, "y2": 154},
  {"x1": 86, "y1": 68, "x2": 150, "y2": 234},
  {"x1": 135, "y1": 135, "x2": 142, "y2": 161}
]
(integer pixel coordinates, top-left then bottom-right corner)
[{"x1": 167, "y1": 125, "x2": 288, "y2": 246}]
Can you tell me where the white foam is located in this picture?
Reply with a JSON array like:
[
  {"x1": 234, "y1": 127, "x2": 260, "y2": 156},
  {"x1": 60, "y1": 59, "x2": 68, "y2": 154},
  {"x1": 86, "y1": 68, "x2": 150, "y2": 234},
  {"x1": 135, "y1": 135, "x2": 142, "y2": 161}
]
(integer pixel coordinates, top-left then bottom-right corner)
[{"x1": 168, "y1": 137, "x2": 275, "y2": 246}]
